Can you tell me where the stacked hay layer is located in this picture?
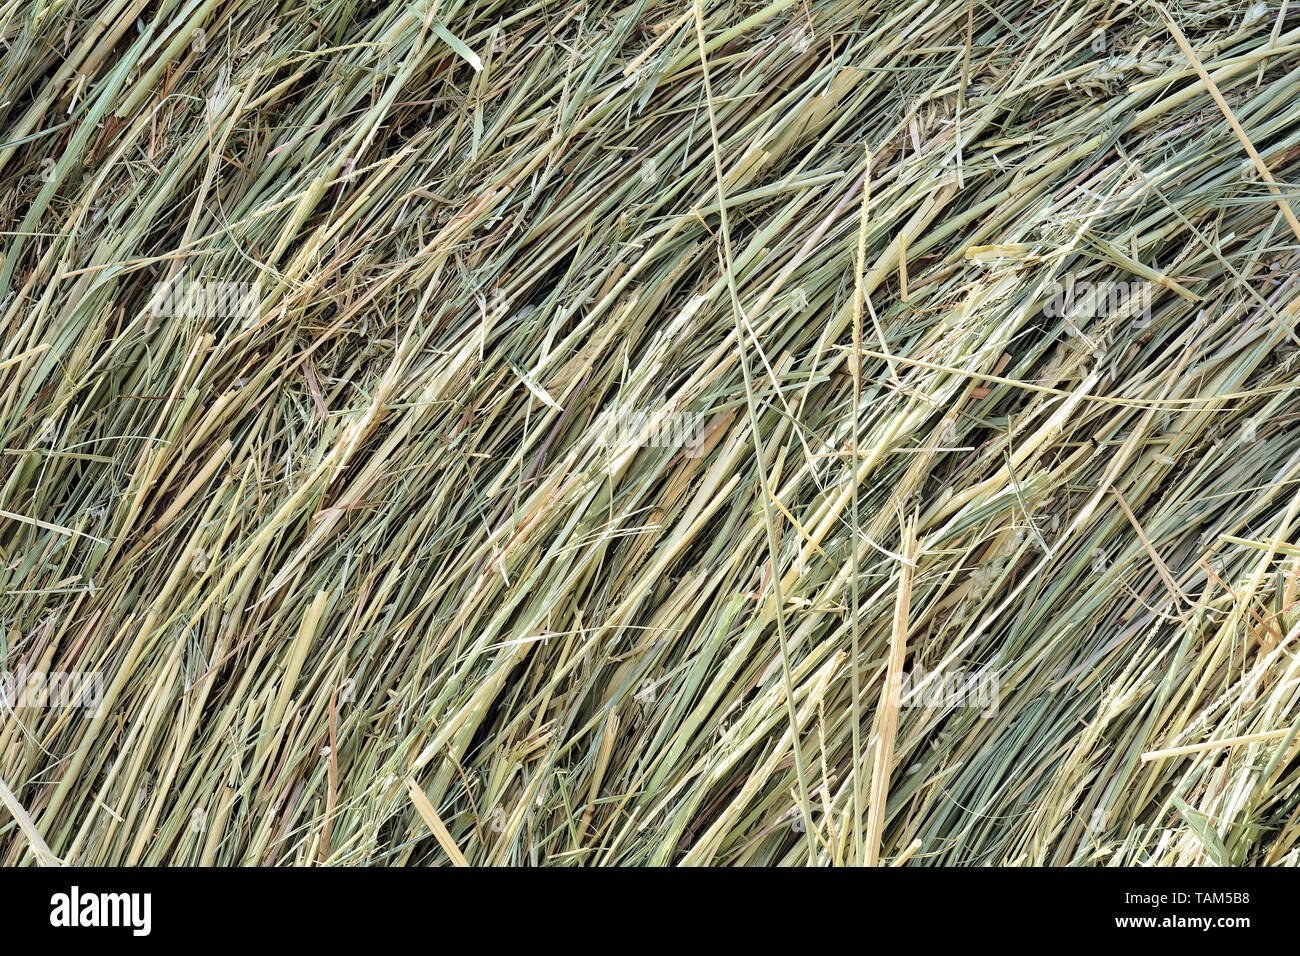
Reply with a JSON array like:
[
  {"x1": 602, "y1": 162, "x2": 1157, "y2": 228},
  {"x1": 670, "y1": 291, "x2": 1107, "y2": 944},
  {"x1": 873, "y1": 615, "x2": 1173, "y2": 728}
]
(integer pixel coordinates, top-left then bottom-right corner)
[{"x1": 0, "y1": 0, "x2": 1299, "y2": 865}]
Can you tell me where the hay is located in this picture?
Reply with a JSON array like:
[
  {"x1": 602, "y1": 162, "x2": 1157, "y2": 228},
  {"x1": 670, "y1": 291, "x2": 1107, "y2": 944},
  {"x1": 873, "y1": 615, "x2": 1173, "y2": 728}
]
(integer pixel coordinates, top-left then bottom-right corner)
[{"x1": 0, "y1": 0, "x2": 1298, "y2": 865}]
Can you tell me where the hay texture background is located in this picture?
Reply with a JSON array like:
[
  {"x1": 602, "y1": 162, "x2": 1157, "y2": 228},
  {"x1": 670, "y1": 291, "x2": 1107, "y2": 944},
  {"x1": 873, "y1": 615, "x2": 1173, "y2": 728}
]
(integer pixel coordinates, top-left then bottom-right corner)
[{"x1": 1, "y1": 0, "x2": 1299, "y2": 865}]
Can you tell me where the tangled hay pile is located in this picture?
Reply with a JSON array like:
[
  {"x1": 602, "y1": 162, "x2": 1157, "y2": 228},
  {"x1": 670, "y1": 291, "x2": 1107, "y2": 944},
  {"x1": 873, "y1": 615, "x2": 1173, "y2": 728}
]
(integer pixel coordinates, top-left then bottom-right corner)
[{"x1": 1, "y1": 0, "x2": 1299, "y2": 866}]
